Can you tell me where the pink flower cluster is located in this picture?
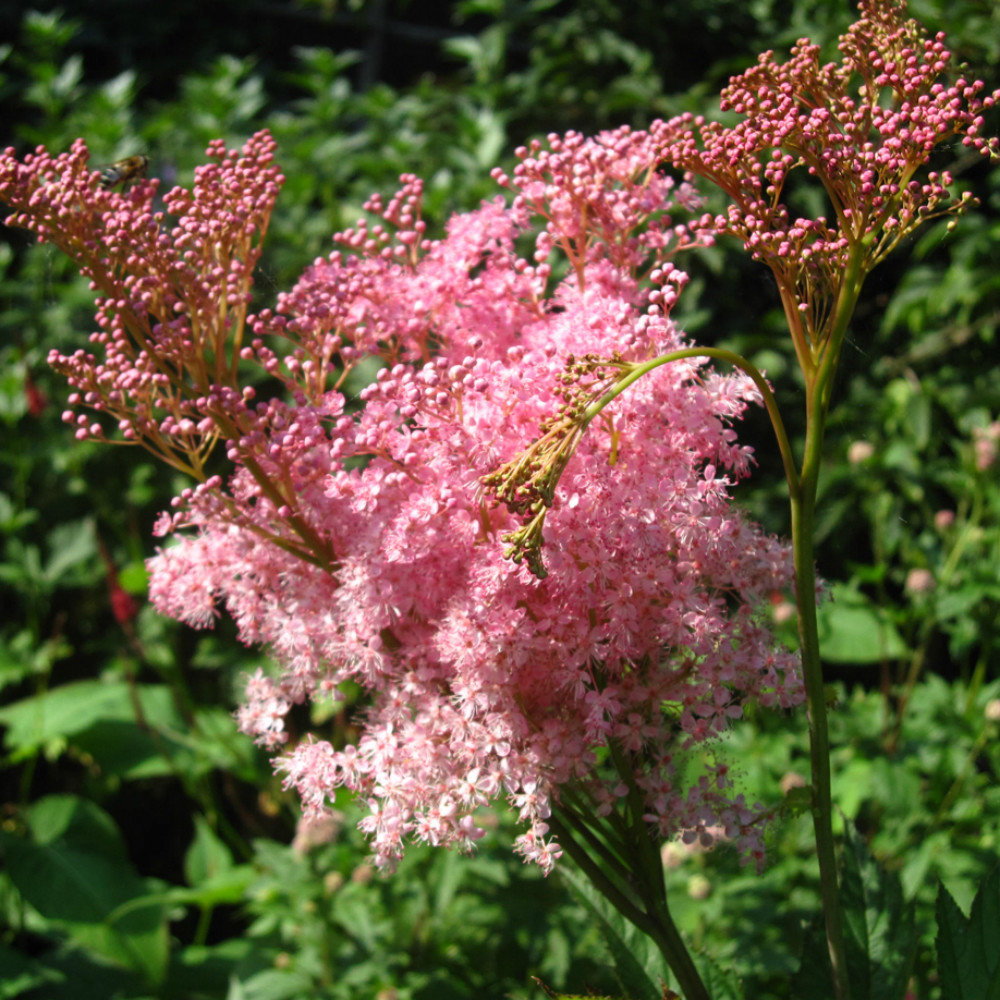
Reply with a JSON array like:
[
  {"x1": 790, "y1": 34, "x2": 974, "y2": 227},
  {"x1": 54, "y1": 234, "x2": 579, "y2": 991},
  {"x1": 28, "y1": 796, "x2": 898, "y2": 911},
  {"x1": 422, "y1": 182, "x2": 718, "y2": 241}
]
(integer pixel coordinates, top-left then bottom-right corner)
[
  {"x1": 652, "y1": 0, "x2": 999, "y2": 354},
  {"x1": 6, "y1": 0, "x2": 993, "y2": 874},
  {"x1": 2, "y1": 123, "x2": 804, "y2": 871},
  {"x1": 0, "y1": 131, "x2": 281, "y2": 479}
]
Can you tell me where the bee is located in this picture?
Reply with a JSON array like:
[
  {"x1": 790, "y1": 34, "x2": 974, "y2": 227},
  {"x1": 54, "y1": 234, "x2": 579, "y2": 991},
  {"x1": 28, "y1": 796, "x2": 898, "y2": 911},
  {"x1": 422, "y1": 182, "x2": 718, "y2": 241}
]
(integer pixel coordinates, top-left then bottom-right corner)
[{"x1": 98, "y1": 154, "x2": 150, "y2": 190}]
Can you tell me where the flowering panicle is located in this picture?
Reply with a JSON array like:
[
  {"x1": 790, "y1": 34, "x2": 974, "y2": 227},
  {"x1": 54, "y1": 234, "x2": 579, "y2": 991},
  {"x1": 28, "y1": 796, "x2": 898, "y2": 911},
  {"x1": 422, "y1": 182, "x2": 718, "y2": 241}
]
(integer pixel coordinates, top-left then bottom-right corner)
[
  {"x1": 653, "y1": 0, "x2": 999, "y2": 360},
  {"x1": 1, "y1": 132, "x2": 281, "y2": 472},
  {"x1": 493, "y1": 124, "x2": 709, "y2": 286},
  {"x1": 4, "y1": 124, "x2": 806, "y2": 869},
  {"x1": 0, "y1": 132, "x2": 341, "y2": 569}
]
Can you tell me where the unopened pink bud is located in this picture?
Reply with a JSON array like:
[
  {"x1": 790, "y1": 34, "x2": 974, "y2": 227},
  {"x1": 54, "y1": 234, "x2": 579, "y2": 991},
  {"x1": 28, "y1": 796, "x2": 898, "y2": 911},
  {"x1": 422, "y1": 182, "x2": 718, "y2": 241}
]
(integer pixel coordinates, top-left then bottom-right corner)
[
  {"x1": 904, "y1": 568, "x2": 935, "y2": 596},
  {"x1": 934, "y1": 510, "x2": 955, "y2": 530},
  {"x1": 848, "y1": 441, "x2": 875, "y2": 464}
]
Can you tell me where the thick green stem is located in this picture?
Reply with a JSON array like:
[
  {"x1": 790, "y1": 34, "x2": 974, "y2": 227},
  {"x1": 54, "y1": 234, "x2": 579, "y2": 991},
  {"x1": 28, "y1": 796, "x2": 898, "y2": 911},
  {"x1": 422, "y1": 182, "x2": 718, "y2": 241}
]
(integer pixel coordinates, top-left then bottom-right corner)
[
  {"x1": 790, "y1": 456, "x2": 851, "y2": 1000},
  {"x1": 548, "y1": 811, "x2": 711, "y2": 1000},
  {"x1": 790, "y1": 248, "x2": 868, "y2": 1000}
]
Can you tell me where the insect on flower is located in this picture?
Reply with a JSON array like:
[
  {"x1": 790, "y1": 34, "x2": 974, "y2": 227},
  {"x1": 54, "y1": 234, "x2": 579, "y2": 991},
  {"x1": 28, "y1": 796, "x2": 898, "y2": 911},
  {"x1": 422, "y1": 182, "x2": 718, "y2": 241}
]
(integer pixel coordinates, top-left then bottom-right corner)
[{"x1": 98, "y1": 154, "x2": 150, "y2": 190}]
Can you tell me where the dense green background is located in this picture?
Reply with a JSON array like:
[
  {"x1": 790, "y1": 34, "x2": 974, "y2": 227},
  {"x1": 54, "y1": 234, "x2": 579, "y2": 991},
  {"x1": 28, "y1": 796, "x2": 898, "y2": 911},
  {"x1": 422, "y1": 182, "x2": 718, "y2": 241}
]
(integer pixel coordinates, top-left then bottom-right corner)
[{"x1": 1, "y1": 2, "x2": 999, "y2": 997}]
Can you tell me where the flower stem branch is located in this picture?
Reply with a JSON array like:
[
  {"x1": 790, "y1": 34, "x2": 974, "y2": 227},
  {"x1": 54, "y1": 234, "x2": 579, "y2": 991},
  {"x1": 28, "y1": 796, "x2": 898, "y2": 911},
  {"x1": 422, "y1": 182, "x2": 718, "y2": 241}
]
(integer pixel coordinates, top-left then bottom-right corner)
[
  {"x1": 583, "y1": 346, "x2": 799, "y2": 496},
  {"x1": 788, "y1": 244, "x2": 868, "y2": 1000}
]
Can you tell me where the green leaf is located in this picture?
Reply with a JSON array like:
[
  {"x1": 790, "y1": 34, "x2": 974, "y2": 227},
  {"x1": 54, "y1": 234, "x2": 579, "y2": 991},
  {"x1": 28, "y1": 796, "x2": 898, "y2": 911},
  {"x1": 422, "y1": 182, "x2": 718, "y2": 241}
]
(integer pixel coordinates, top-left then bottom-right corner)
[
  {"x1": 41, "y1": 519, "x2": 97, "y2": 584},
  {"x1": 0, "y1": 942, "x2": 46, "y2": 999},
  {"x1": 0, "y1": 939, "x2": 142, "y2": 1000},
  {"x1": 167, "y1": 938, "x2": 255, "y2": 998},
  {"x1": 237, "y1": 966, "x2": 317, "y2": 1000},
  {"x1": 558, "y1": 866, "x2": 667, "y2": 1000},
  {"x1": 184, "y1": 815, "x2": 235, "y2": 887},
  {"x1": 117, "y1": 558, "x2": 149, "y2": 593},
  {"x1": 0, "y1": 679, "x2": 185, "y2": 759},
  {"x1": 71, "y1": 718, "x2": 184, "y2": 779},
  {"x1": 161, "y1": 865, "x2": 254, "y2": 909},
  {"x1": 793, "y1": 824, "x2": 916, "y2": 1000},
  {"x1": 816, "y1": 584, "x2": 909, "y2": 664},
  {"x1": 936, "y1": 865, "x2": 1000, "y2": 999},
  {"x1": 792, "y1": 916, "x2": 834, "y2": 999},
  {"x1": 839, "y1": 822, "x2": 916, "y2": 1000},
  {"x1": 1, "y1": 795, "x2": 169, "y2": 984}
]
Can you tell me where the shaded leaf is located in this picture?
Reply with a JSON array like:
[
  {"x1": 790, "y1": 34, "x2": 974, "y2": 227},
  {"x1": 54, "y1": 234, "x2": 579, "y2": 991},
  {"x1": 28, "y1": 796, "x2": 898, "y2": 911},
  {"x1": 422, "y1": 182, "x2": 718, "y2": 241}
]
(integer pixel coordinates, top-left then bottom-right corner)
[
  {"x1": 1, "y1": 795, "x2": 169, "y2": 984},
  {"x1": 816, "y1": 584, "x2": 909, "y2": 664},
  {"x1": 936, "y1": 865, "x2": 1000, "y2": 999},
  {"x1": 839, "y1": 822, "x2": 916, "y2": 1000}
]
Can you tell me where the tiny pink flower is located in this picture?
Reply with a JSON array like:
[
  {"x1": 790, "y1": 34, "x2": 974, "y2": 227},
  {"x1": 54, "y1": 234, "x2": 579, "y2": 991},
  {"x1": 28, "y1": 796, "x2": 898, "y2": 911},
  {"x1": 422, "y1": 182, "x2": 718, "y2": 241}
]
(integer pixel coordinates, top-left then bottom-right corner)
[
  {"x1": 848, "y1": 441, "x2": 876, "y2": 465},
  {"x1": 780, "y1": 771, "x2": 807, "y2": 795},
  {"x1": 934, "y1": 509, "x2": 955, "y2": 531},
  {"x1": 904, "y1": 568, "x2": 935, "y2": 596}
]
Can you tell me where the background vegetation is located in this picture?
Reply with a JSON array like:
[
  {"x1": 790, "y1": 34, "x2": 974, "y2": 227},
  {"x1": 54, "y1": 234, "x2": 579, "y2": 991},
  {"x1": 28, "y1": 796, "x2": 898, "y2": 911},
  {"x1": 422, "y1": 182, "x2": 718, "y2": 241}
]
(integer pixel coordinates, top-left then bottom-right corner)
[{"x1": 1, "y1": 1, "x2": 998, "y2": 997}]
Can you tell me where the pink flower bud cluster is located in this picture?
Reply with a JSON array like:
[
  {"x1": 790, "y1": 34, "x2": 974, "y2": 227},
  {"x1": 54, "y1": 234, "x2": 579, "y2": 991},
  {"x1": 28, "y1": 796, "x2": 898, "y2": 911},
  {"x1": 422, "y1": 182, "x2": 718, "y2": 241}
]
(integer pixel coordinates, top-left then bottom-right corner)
[
  {"x1": 493, "y1": 125, "x2": 710, "y2": 282},
  {"x1": 3, "y1": 128, "x2": 804, "y2": 873},
  {"x1": 0, "y1": 131, "x2": 282, "y2": 478},
  {"x1": 651, "y1": 0, "x2": 999, "y2": 352}
]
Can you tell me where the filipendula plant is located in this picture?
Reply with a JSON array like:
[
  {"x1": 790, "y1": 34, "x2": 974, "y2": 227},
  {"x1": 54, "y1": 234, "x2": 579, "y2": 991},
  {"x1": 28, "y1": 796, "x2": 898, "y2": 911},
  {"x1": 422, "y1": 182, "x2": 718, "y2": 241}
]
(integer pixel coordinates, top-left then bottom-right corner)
[{"x1": 1, "y1": 2, "x2": 996, "y2": 997}]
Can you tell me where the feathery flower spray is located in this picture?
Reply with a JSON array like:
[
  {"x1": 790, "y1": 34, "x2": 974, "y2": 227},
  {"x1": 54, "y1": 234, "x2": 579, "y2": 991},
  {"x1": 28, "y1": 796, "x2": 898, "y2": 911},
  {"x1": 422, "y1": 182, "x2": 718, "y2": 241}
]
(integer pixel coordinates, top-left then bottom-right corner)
[
  {"x1": 1, "y1": 124, "x2": 802, "y2": 879},
  {"x1": 2, "y1": 116, "x2": 801, "y2": 999}
]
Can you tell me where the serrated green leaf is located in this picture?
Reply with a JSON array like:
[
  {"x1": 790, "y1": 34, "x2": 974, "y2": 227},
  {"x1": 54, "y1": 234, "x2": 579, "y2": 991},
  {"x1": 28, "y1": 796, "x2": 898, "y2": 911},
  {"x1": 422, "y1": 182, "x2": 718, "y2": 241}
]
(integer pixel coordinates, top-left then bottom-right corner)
[
  {"x1": 558, "y1": 866, "x2": 665, "y2": 1000},
  {"x1": 793, "y1": 825, "x2": 916, "y2": 1000},
  {"x1": 936, "y1": 865, "x2": 1000, "y2": 999},
  {"x1": 791, "y1": 915, "x2": 834, "y2": 999},
  {"x1": 839, "y1": 822, "x2": 916, "y2": 1000}
]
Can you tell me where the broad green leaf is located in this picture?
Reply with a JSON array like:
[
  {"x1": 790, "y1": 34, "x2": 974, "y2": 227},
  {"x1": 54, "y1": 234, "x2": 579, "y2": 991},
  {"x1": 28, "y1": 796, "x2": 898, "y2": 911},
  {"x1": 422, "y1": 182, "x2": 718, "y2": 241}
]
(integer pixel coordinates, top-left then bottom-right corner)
[
  {"x1": 41, "y1": 519, "x2": 97, "y2": 584},
  {"x1": 0, "y1": 680, "x2": 182, "y2": 755},
  {"x1": 936, "y1": 865, "x2": 1000, "y2": 999},
  {"x1": 793, "y1": 825, "x2": 915, "y2": 1000},
  {"x1": 816, "y1": 584, "x2": 909, "y2": 664},
  {"x1": 184, "y1": 815, "x2": 235, "y2": 887},
  {"x1": 1, "y1": 795, "x2": 169, "y2": 984},
  {"x1": 71, "y1": 718, "x2": 185, "y2": 779},
  {"x1": 558, "y1": 866, "x2": 667, "y2": 1000}
]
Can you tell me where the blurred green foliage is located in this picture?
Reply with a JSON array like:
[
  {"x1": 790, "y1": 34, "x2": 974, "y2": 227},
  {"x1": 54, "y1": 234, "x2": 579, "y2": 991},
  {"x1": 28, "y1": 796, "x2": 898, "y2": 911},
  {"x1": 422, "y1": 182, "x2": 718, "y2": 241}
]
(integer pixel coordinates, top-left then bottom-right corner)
[{"x1": 1, "y1": 1, "x2": 998, "y2": 998}]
